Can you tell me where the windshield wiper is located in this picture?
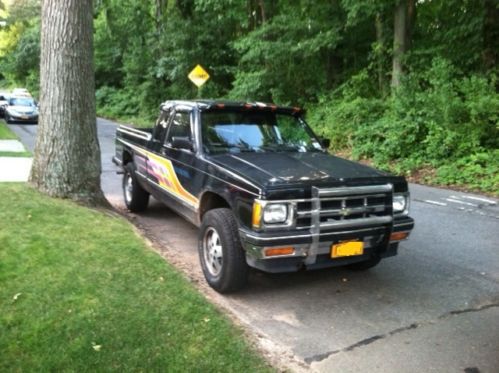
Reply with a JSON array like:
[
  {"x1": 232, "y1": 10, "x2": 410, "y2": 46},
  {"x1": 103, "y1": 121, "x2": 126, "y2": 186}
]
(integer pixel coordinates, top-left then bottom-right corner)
[
  {"x1": 260, "y1": 144, "x2": 300, "y2": 152},
  {"x1": 228, "y1": 144, "x2": 255, "y2": 153}
]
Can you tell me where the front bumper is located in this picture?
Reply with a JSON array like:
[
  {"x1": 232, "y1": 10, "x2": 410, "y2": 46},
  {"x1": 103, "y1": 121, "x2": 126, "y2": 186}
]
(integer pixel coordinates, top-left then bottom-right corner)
[
  {"x1": 7, "y1": 112, "x2": 38, "y2": 123},
  {"x1": 240, "y1": 216, "x2": 414, "y2": 273}
]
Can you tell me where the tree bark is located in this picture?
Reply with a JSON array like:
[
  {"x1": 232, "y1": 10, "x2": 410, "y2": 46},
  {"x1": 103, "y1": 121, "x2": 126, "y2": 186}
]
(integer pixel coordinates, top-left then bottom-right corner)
[
  {"x1": 375, "y1": 12, "x2": 386, "y2": 96},
  {"x1": 258, "y1": 0, "x2": 266, "y2": 23},
  {"x1": 155, "y1": 0, "x2": 166, "y2": 32},
  {"x1": 391, "y1": 0, "x2": 408, "y2": 89},
  {"x1": 483, "y1": 0, "x2": 498, "y2": 70},
  {"x1": 406, "y1": 0, "x2": 416, "y2": 50},
  {"x1": 30, "y1": 0, "x2": 106, "y2": 206}
]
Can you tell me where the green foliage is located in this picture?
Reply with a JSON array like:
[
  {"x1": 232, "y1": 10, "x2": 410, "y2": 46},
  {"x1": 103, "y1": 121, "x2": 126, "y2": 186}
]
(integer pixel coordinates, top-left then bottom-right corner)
[
  {"x1": 414, "y1": 0, "x2": 490, "y2": 72},
  {"x1": 0, "y1": 184, "x2": 271, "y2": 372},
  {"x1": 1, "y1": 0, "x2": 497, "y2": 193},
  {"x1": 95, "y1": 85, "x2": 157, "y2": 127},
  {"x1": 435, "y1": 150, "x2": 499, "y2": 191},
  {"x1": 230, "y1": 3, "x2": 343, "y2": 104},
  {"x1": 0, "y1": 20, "x2": 40, "y2": 95},
  {"x1": 309, "y1": 58, "x2": 498, "y2": 193},
  {"x1": 92, "y1": 0, "x2": 245, "y2": 118}
]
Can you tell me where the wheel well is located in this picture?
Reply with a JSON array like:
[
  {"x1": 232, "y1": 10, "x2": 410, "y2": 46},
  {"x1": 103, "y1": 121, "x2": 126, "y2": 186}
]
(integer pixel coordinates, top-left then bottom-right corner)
[
  {"x1": 123, "y1": 150, "x2": 132, "y2": 165},
  {"x1": 199, "y1": 192, "x2": 230, "y2": 220}
]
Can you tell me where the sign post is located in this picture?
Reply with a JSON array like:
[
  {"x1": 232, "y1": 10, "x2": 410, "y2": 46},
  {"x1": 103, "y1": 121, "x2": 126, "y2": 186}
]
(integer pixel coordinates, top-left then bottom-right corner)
[{"x1": 188, "y1": 64, "x2": 210, "y2": 97}]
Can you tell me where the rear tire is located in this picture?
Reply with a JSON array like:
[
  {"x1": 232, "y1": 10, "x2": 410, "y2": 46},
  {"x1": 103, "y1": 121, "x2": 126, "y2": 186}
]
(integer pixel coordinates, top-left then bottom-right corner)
[
  {"x1": 198, "y1": 208, "x2": 249, "y2": 293},
  {"x1": 123, "y1": 163, "x2": 149, "y2": 212},
  {"x1": 346, "y1": 256, "x2": 381, "y2": 270}
]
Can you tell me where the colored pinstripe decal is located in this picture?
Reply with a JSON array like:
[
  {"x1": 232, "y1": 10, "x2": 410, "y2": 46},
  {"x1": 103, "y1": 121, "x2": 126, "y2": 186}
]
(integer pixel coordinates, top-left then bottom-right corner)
[
  {"x1": 147, "y1": 152, "x2": 199, "y2": 206},
  {"x1": 119, "y1": 137, "x2": 260, "y2": 196},
  {"x1": 123, "y1": 141, "x2": 199, "y2": 208}
]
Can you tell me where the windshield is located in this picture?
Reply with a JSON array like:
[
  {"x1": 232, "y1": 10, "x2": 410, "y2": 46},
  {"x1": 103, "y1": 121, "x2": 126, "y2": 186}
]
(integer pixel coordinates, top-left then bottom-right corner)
[
  {"x1": 9, "y1": 98, "x2": 35, "y2": 107},
  {"x1": 201, "y1": 110, "x2": 323, "y2": 154}
]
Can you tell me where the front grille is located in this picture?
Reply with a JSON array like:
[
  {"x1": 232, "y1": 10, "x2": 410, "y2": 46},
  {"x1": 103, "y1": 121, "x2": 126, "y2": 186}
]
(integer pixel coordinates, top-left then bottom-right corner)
[{"x1": 296, "y1": 184, "x2": 393, "y2": 231}]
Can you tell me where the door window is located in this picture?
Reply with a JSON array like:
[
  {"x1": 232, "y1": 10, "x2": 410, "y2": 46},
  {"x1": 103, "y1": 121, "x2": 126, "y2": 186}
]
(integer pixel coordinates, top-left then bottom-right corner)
[
  {"x1": 153, "y1": 109, "x2": 171, "y2": 142},
  {"x1": 165, "y1": 111, "x2": 191, "y2": 144}
]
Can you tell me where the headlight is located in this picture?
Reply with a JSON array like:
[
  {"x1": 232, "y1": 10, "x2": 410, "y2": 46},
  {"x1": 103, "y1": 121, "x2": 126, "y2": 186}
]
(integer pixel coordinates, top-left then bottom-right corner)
[
  {"x1": 263, "y1": 204, "x2": 288, "y2": 224},
  {"x1": 252, "y1": 201, "x2": 291, "y2": 228},
  {"x1": 393, "y1": 194, "x2": 409, "y2": 214},
  {"x1": 8, "y1": 109, "x2": 20, "y2": 116}
]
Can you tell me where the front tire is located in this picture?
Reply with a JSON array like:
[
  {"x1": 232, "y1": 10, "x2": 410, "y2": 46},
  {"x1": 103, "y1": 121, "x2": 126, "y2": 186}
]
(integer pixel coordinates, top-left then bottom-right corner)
[
  {"x1": 123, "y1": 163, "x2": 149, "y2": 212},
  {"x1": 198, "y1": 208, "x2": 249, "y2": 293}
]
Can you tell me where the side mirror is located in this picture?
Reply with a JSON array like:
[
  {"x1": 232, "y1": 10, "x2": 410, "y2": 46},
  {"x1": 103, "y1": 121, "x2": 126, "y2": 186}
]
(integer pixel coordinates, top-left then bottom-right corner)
[
  {"x1": 320, "y1": 137, "x2": 330, "y2": 148},
  {"x1": 171, "y1": 136, "x2": 193, "y2": 151}
]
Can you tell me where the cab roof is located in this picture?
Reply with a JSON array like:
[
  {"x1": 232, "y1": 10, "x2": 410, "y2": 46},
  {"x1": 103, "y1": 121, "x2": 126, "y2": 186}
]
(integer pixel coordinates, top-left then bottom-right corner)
[{"x1": 160, "y1": 100, "x2": 304, "y2": 115}]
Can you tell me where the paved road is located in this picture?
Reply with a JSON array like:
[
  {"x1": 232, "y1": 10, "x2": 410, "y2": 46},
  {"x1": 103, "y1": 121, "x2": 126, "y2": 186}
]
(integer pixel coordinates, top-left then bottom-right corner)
[{"x1": 9, "y1": 120, "x2": 499, "y2": 372}]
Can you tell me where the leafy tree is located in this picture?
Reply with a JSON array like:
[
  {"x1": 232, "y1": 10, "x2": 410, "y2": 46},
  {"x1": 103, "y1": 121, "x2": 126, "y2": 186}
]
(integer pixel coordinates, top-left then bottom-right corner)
[{"x1": 230, "y1": 1, "x2": 344, "y2": 104}]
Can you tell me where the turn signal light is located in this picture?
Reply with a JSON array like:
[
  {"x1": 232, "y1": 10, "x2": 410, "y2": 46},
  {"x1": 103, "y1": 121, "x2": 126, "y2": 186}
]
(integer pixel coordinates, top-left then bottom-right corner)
[
  {"x1": 390, "y1": 232, "x2": 409, "y2": 241},
  {"x1": 264, "y1": 247, "x2": 295, "y2": 257},
  {"x1": 252, "y1": 202, "x2": 262, "y2": 228}
]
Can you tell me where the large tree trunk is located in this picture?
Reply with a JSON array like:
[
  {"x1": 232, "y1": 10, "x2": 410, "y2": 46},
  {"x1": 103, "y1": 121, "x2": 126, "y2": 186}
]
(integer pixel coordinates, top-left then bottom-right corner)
[
  {"x1": 391, "y1": 0, "x2": 408, "y2": 88},
  {"x1": 30, "y1": 0, "x2": 106, "y2": 206}
]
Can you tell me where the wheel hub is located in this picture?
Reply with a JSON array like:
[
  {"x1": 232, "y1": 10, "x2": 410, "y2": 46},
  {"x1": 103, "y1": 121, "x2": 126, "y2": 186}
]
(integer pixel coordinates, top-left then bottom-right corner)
[
  {"x1": 203, "y1": 227, "x2": 223, "y2": 276},
  {"x1": 125, "y1": 174, "x2": 133, "y2": 202}
]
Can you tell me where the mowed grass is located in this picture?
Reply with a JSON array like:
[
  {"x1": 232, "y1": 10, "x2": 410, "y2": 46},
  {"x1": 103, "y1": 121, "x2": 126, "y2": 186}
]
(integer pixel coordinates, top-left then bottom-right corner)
[
  {"x1": 0, "y1": 120, "x2": 18, "y2": 139},
  {"x1": 0, "y1": 151, "x2": 31, "y2": 157},
  {"x1": 0, "y1": 184, "x2": 271, "y2": 372}
]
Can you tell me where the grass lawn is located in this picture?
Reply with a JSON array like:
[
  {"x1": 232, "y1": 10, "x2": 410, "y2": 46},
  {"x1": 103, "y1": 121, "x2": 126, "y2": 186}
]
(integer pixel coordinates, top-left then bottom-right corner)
[
  {"x1": 0, "y1": 151, "x2": 32, "y2": 157},
  {"x1": 0, "y1": 184, "x2": 271, "y2": 372},
  {"x1": 0, "y1": 120, "x2": 18, "y2": 140}
]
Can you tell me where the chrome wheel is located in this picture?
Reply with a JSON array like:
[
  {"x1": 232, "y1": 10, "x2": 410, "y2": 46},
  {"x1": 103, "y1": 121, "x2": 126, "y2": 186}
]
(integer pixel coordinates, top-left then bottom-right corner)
[
  {"x1": 203, "y1": 227, "x2": 223, "y2": 276},
  {"x1": 198, "y1": 209, "x2": 249, "y2": 292},
  {"x1": 122, "y1": 163, "x2": 149, "y2": 212},
  {"x1": 124, "y1": 173, "x2": 133, "y2": 203}
]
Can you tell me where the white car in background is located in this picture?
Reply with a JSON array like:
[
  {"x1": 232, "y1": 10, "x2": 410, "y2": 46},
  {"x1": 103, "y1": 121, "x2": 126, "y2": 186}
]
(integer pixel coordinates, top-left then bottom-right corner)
[
  {"x1": 4, "y1": 96, "x2": 38, "y2": 124},
  {"x1": 11, "y1": 88, "x2": 32, "y2": 97}
]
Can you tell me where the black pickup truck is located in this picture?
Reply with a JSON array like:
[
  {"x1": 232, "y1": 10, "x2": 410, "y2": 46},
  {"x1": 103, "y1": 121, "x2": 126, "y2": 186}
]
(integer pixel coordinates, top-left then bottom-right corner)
[{"x1": 113, "y1": 100, "x2": 414, "y2": 293}]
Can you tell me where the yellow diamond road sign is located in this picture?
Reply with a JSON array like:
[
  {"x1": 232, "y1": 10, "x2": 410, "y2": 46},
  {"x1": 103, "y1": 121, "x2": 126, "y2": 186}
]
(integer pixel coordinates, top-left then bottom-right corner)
[{"x1": 188, "y1": 64, "x2": 210, "y2": 88}]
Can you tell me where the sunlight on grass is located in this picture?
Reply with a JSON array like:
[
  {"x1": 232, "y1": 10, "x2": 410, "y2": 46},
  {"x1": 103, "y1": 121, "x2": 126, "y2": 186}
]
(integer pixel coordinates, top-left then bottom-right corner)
[
  {"x1": 0, "y1": 184, "x2": 271, "y2": 372},
  {"x1": 0, "y1": 151, "x2": 31, "y2": 157},
  {"x1": 0, "y1": 121, "x2": 18, "y2": 139}
]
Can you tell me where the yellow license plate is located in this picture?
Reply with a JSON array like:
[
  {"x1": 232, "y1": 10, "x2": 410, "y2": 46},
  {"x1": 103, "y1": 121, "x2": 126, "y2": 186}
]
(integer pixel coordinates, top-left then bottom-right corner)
[{"x1": 331, "y1": 241, "x2": 364, "y2": 258}]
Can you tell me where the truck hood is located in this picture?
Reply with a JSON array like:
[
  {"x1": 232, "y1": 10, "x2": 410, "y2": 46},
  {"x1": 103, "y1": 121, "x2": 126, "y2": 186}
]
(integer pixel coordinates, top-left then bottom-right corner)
[{"x1": 209, "y1": 152, "x2": 390, "y2": 187}]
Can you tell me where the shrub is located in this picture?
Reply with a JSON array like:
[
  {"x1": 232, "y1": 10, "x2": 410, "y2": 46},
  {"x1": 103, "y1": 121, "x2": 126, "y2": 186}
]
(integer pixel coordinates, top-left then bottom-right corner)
[
  {"x1": 435, "y1": 150, "x2": 499, "y2": 191},
  {"x1": 308, "y1": 58, "x2": 499, "y2": 194}
]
